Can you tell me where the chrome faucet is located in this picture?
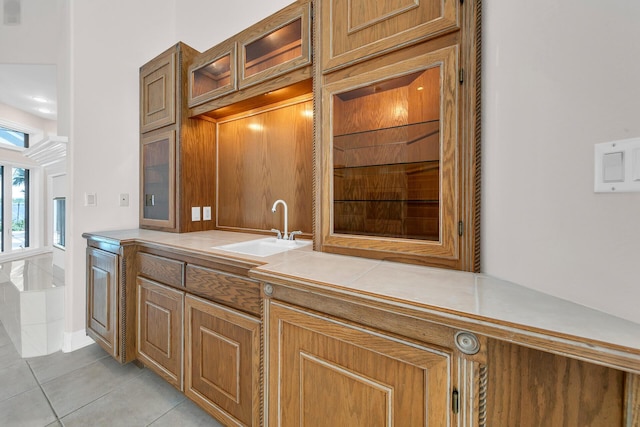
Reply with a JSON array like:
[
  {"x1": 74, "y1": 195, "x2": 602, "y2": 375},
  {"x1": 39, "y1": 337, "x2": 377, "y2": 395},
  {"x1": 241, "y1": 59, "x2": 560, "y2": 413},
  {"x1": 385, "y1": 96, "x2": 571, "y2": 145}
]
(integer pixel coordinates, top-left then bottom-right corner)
[{"x1": 271, "y1": 199, "x2": 288, "y2": 240}]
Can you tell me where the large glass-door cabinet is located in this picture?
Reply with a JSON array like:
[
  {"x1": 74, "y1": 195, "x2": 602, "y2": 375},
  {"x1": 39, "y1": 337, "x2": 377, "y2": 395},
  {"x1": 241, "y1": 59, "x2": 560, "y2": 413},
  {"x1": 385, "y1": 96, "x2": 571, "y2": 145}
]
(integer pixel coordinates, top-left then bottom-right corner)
[{"x1": 319, "y1": 45, "x2": 475, "y2": 269}]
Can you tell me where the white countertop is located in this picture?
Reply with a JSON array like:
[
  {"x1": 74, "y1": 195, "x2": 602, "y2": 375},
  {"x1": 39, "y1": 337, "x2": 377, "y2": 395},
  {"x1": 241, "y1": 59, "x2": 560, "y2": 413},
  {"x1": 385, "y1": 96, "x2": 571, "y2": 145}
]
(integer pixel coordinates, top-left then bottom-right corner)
[{"x1": 84, "y1": 229, "x2": 640, "y2": 370}]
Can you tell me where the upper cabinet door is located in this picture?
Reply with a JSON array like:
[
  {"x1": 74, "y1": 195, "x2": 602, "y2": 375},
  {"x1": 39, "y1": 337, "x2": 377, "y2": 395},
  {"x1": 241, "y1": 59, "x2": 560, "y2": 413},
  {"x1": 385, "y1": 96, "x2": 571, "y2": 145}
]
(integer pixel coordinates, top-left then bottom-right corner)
[
  {"x1": 188, "y1": 40, "x2": 237, "y2": 108},
  {"x1": 238, "y1": 1, "x2": 312, "y2": 89},
  {"x1": 321, "y1": 0, "x2": 459, "y2": 72},
  {"x1": 320, "y1": 45, "x2": 462, "y2": 267},
  {"x1": 140, "y1": 50, "x2": 176, "y2": 133},
  {"x1": 140, "y1": 129, "x2": 176, "y2": 230}
]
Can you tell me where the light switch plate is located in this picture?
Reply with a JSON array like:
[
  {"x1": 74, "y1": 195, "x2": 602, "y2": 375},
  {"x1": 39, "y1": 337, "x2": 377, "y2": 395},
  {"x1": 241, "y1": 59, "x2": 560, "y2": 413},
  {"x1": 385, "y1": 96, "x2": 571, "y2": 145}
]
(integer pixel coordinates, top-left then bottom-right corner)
[
  {"x1": 119, "y1": 193, "x2": 129, "y2": 207},
  {"x1": 84, "y1": 193, "x2": 97, "y2": 207},
  {"x1": 191, "y1": 206, "x2": 201, "y2": 221},
  {"x1": 203, "y1": 206, "x2": 212, "y2": 221},
  {"x1": 594, "y1": 137, "x2": 640, "y2": 192}
]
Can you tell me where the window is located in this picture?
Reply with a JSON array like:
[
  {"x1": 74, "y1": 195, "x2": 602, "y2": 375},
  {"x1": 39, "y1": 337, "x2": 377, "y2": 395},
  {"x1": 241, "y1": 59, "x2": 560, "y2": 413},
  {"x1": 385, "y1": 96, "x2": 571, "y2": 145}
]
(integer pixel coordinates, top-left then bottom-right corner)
[
  {"x1": 53, "y1": 197, "x2": 65, "y2": 248},
  {"x1": 0, "y1": 126, "x2": 29, "y2": 148},
  {"x1": 11, "y1": 167, "x2": 29, "y2": 249},
  {"x1": 0, "y1": 164, "x2": 31, "y2": 252}
]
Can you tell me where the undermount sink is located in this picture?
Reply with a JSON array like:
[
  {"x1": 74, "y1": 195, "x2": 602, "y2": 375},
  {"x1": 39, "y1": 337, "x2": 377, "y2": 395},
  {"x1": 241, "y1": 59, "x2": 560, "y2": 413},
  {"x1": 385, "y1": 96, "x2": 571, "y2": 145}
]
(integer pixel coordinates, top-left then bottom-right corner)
[{"x1": 213, "y1": 237, "x2": 311, "y2": 257}]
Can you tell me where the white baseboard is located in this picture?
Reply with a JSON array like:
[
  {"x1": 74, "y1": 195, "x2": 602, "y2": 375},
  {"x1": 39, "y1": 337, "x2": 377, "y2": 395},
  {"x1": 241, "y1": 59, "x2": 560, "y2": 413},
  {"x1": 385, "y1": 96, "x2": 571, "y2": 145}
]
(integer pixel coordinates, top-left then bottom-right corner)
[{"x1": 62, "y1": 329, "x2": 95, "y2": 353}]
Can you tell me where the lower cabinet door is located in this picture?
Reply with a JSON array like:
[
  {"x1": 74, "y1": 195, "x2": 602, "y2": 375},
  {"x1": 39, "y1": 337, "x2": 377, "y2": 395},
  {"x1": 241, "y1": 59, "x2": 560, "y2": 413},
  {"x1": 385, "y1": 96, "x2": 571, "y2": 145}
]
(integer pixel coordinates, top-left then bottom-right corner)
[
  {"x1": 184, "y1": 294, "x2": 261, "y2": 427},
  {"x1": 86, "y1": 247, "x2": 119, "y2": 359},
  {"x1": 136, "y1": 278, "x2": 184, "y2": 390},
  {"x1": 268, "y1": 301, "x2": 453, "y2": 426}
]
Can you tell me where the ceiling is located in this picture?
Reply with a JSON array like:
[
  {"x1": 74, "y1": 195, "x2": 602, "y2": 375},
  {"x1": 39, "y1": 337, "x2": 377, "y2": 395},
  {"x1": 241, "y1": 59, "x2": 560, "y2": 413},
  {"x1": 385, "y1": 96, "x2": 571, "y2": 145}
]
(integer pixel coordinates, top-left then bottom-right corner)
[{"x1": 0, "y1": 63, "x2": 57, "y2": 121}]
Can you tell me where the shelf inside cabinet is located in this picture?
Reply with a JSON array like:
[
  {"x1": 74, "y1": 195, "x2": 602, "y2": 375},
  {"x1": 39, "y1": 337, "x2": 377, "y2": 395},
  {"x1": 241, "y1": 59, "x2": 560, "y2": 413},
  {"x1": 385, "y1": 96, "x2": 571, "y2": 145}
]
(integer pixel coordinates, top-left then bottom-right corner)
[
  {"x1": 244, "y1": 17, "x2": 303, "y2": 79},
  {"x1": 334, "y1": 199, "x2": 440, "y2": 241},
  {"x1": 334, "y1": 121, "x2": 440, "y2": 169}
]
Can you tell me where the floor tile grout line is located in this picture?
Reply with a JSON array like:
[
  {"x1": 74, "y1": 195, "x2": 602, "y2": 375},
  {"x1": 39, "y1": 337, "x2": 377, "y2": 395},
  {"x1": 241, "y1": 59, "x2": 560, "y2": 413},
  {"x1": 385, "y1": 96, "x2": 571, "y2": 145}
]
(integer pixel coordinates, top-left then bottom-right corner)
[
  {"x1": 25, "y1": 360, "x2": 61, "y2": 425},
  {"x1": 144, "y1": 397, "x2": 188, "y2": 427},
  {"x1": 30, "y1": 352, "x2": 111, "y2": 386},
  {"x1": 41, "y1": 358, "x2": 149, "y2": 422}
]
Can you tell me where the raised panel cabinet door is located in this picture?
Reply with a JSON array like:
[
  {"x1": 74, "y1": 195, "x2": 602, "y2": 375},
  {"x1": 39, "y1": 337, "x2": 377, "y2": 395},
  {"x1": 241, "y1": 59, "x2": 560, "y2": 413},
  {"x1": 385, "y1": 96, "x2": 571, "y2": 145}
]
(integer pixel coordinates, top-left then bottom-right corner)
[
  {"x1": 136, "y1": 278, "x2": 184, "y2": 390},
  {"x1": 140, "y1": 48, "x2": 176, "y2": 133},
  {"x1": 86, "y1": 247, "x2": 118, "y2": 358},
  {"x1": 140, "y1": 129, "x2": 176, "y2": 230},
  {"x1": 184, "y1": 295, "x2": 261, "y2": 427},
  {"x1": 321, "y1": 0, "x2": 459, "y2": 72},
  {"x1": 268, "y1": 301, "x2": 452, "y2": 426}
]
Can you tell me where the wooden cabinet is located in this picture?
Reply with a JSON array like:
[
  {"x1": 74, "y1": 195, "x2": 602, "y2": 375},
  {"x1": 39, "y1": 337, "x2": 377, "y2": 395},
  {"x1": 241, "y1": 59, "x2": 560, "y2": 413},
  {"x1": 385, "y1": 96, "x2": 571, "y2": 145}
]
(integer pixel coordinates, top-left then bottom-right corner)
[
  {"x1": 188, "y1": 40, "x2": 237, "y2": 108},
  {"x1": 316, "y1": 0, "x2": 481, "y2": 271},
  {"x1": 136, "y1": 278, "x2": 184, "y2": 390},
  {"x1": 85, "y1": 239, "x2": 137, "y2": 363},
  {"x1": 319, "y1": 0, "x2": 459, "y2": 72},
  {"x1": 267, "y1": 299, "x2": 484, "y2": 426},
  {"x1": 189, "y1": 0, "x2": 312, "y2": 117},
  {"x1": 140, "y1": 47, "x2": 176, "y2": 132},
  {"x1": 132, "y1": 247, "x2": 262, "y2": 425},
  {"x1": 485, "y1": 339, "x2": 637, "y2": 427},
  {"x1": 185, "y1": 295, "x2": 261, "y2": 427},
  {"x1": 139, "y1": 42, "x2": 217, "y2": 232},
  {"x1": 237, "y1": 1, "x2": 311, "y2": 90},
  {"x1": 86, "y1": 247, "x2": 119, "y2": 359},
  {"x1": 140, "y1": 129, "x2": 176, "y2": 229}
]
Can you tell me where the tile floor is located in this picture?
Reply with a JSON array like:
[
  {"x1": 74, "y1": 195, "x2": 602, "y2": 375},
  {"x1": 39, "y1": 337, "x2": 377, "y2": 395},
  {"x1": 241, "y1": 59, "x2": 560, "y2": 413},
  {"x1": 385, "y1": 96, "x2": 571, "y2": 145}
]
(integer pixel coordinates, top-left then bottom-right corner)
[{"x1": 0, "y1": 321, "x2": 224, "y2": 427}]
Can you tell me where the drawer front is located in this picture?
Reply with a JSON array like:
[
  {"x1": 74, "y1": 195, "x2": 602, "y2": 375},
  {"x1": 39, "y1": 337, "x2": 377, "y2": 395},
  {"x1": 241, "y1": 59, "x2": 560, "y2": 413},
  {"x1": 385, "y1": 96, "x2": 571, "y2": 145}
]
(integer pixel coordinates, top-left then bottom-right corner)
[
  {"x1": 137, "y1": 252, "x2": 184, "y2": 288},
  {"x1": 185, "y1": 264, "x2": 261, "y2": 316}
]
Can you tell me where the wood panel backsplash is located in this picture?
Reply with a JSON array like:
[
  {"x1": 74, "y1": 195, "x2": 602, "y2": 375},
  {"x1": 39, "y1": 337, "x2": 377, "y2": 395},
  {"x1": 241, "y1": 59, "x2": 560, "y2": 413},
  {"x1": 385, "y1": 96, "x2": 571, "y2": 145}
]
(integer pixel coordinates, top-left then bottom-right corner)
[{"x1": 217, "y1": 97, "x2": 313, "y2": 234}]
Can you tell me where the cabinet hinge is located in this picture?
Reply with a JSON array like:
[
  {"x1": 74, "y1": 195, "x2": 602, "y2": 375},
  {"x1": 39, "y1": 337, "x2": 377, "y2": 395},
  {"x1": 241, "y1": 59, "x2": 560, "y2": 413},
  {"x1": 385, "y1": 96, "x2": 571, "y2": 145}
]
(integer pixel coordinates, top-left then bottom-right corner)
[
  {"x1": 452, "y1": 389, "x2": 460, "y2": 414},
  {"x1": 459, "y1": 68, "x2": 464, "y2": 84},
  {"x1": 458, "y1": 221, "x2": 464, "y2": 236}
]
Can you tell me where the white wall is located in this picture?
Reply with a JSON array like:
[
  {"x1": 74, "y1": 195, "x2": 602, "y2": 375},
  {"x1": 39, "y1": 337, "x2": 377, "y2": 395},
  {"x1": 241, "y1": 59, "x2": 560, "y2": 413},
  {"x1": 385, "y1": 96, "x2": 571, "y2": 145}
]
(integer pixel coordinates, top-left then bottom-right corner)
[
  {"x1": 482, "y1": 0, "x2": 640, "y2": 323},
  {"x1": 0, "y1": 0, "x2": 61, "y2": 64},
  {"x1": 66, "y1": 0, "x2": 176, "y2": 334}
]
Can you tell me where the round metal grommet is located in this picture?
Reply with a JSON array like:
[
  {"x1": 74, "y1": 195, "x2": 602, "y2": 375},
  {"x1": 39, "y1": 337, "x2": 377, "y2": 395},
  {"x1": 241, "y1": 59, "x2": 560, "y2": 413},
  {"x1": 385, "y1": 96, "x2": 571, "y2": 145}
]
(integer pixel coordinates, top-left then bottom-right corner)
[
  {"x1": 263, "y1": 283, "x2": 273, "y2": 296},
  {"x1": 454, "y1": 331, "x2": 480, "y2": 355}
]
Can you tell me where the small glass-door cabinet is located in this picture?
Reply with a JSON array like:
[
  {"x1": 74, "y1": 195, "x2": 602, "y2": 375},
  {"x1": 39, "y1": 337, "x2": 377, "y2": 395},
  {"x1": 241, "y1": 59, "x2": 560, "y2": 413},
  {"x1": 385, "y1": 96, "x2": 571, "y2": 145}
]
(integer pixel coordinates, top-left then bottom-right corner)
[
  {"x1": 140, "y1": 129, "x2": 176, "y2": 230},
  {"x1": 188, "y1": 40, "x2": 237, "y2": 108},
  {"x1": 238, "y1": 1, "x2": 311, "y2": 89},
  {"x1": 319, "y1": 46, "x2": 466, "y2": 267}
]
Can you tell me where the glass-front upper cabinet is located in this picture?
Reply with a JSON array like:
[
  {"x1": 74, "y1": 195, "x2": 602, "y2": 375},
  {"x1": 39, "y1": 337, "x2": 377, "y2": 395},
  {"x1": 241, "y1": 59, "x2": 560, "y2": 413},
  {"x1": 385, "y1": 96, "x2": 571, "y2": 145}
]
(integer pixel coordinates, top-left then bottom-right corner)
[
  {"x1": 188, "y1": 40, "x2": 237, "y2": 108},
  {"x1": 140, "y1": 129, "x2": 176, "y2": 230},
  {"x1": 238, "y1": 1, "x2": 311, "y2": 89},
  {"x1": 319, "y1": 45, "x2": 469, "y2": 268}
]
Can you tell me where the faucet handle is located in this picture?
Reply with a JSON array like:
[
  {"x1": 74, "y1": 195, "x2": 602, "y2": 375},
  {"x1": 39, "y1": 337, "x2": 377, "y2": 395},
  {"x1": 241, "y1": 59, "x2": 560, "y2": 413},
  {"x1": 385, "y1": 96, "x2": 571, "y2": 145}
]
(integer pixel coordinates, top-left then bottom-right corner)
[
  {"x1": 288, "y1": 231, "x2": 302, "y2": 241},
  {"x1": 270, "y1": 228, "x2": 283, "y2": 239}
]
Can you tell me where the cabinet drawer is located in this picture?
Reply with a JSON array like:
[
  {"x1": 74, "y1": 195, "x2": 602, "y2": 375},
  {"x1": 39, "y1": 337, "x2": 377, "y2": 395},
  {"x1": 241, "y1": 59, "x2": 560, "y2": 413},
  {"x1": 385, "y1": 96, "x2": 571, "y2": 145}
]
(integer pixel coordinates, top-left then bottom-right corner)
[
  {"x1": 137, "y1": 252, "x2": 184, "y2": 288},
  {"x1": 185, "y1": 264, "x2": 261, "y2": 316}
]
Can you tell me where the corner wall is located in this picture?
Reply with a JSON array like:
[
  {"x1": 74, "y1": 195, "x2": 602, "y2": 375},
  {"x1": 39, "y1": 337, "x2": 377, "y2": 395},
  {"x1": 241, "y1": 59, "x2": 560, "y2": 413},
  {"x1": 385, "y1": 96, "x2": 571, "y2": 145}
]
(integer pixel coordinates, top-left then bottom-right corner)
[{"x1": 482, "y1": 0, "x2": 640, "y2": 323}]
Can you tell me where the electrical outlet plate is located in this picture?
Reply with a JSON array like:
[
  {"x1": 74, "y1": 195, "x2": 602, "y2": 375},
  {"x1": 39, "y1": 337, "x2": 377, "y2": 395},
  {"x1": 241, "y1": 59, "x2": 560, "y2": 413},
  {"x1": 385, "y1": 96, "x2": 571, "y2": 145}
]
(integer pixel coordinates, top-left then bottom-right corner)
[
  {"x1": 203, "y1": 206, "x2": 212, "y2": 221},
  {"x1": 594, "y1": 137, "x2": 640, "y2": 193},
  {"x1": 191, "y1": 206, "x2": 201, "y2": 221}
]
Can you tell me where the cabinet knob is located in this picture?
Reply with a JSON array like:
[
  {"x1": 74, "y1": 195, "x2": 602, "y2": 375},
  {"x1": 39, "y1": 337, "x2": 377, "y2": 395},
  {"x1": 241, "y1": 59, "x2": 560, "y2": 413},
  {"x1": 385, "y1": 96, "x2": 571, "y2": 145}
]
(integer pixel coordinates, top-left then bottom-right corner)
[
  {"x1": 454, "y1": 331, "x2": 480, "y2": 355},
  {"x1": 264, "y1": 283, "x2": 274, "y2": 296}
]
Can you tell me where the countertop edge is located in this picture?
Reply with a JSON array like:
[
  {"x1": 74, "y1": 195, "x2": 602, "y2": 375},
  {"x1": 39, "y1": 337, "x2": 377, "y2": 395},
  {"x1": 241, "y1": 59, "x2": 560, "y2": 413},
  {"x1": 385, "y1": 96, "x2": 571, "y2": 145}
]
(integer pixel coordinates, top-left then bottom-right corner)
[{"x1": 250, "y1": 268, "x2": 640, "y2": 374}]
